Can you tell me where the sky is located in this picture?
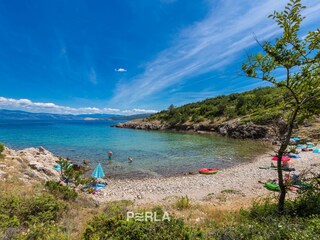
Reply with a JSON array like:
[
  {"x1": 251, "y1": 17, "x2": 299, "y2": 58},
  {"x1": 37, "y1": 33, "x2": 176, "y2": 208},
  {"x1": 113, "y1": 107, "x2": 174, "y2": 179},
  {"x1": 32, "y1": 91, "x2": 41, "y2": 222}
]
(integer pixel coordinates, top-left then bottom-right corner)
[{"x1": 0, "y1": 0, "x2": 319, "y2": 115}]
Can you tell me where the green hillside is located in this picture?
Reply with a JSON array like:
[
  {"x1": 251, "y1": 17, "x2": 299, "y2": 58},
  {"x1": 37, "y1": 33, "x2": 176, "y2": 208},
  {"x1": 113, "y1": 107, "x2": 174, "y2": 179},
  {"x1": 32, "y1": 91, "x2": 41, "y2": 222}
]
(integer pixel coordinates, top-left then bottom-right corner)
[{"x1": 149, "y1": 86, "x2": 288, "y2": 127}]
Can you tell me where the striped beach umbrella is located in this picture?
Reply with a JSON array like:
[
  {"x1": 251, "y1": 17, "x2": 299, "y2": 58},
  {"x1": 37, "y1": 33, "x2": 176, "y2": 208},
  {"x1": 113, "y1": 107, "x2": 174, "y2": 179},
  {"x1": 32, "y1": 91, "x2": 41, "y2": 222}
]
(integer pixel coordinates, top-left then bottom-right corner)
[{"x1": 91, "y1": 163, "x2": 105, "y2": 179}]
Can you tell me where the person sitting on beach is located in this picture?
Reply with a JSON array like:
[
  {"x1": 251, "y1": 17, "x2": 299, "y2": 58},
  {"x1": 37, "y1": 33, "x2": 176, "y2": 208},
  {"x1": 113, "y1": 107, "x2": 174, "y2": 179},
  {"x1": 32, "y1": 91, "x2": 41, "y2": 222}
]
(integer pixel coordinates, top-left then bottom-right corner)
[{"x1": 282, "y1": 160, "x2": 289, "y2": 169}]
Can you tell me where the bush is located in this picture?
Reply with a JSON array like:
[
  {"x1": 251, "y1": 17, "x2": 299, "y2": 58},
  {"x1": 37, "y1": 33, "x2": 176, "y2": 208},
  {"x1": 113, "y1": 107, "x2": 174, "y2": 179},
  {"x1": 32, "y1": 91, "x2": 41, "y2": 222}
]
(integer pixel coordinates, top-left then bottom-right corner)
[
  {"x1": 0, "y1": 193, "x2": 66, "y2": 237},
  {"x1": 287, "y1": 178, "x2": 320, "y2": 217},
  {"x1": 45, "y1": 180, "x2": 78, "y2": 201},
  {"x1": 0, "y1": 143, "x2": 4, "y2": 154},
  {"x1": 209, "y1": 191, "x2": 320, "y2": 239},
  {"x1": 175, "y1": 196, "x2": 191, "y2": 210},
  {"x1": 250, "y1": 109, "x2": 282, "y2": 125},
  {"x1": 209, "y1": 217, "x2": 320, "y2": 240},
  {"x1": 83, "y1": 211, "x2": 203, "y2": 240},
  {"x1": 0, "y1": 143, "x2": 4, "y2": 158}
]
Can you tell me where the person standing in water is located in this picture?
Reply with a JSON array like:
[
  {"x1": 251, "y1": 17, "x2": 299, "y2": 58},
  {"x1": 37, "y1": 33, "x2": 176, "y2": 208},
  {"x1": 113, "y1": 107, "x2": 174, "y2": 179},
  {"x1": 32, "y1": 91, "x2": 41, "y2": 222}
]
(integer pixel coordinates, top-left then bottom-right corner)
[
  {"x1": 108, "y1": 151, "x2": 113, "y2": 160},
  {"x1": 128, "y1": 156, "x2": 133, "y2": 163}
]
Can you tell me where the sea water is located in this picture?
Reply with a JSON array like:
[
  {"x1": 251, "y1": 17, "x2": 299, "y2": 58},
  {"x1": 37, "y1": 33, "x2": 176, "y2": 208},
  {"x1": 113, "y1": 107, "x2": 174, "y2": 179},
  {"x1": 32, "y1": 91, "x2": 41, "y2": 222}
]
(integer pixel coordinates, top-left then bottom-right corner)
[{"x1": 0, "y1": 120, "x2": 268, "y2": 178}]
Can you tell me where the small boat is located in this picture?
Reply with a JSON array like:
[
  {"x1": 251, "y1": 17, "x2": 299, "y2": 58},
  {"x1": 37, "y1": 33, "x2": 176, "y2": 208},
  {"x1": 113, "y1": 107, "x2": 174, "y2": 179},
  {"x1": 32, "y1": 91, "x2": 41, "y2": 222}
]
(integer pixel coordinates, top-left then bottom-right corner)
[
  {"x1": 199, "y1": 168, "x2": 218, "y2": 174},
  {"x1": 264, "y1": 182, "x2": 280, "y2": 191}
]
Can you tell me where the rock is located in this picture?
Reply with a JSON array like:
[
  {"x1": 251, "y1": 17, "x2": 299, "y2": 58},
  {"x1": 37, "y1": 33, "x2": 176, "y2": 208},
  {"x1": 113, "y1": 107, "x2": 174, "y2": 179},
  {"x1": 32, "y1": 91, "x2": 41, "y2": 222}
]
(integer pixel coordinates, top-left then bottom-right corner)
[
  {"x1": 29, "y1": 161, "x2": 43, "y2": 170},
  {"x1": 214, "y1": 122, "x2": 269, "y2": 139},
  {"x1": 38, "y1": 146, "x2": 46, "y2": 153}
]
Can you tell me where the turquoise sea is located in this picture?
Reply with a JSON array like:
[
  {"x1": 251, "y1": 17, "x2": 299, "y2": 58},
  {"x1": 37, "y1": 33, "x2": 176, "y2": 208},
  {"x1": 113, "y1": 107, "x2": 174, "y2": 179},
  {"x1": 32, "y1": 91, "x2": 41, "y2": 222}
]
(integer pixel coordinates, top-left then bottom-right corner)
[{"x1": 0, "y1": 120, "x2": 268, "y2": 178}]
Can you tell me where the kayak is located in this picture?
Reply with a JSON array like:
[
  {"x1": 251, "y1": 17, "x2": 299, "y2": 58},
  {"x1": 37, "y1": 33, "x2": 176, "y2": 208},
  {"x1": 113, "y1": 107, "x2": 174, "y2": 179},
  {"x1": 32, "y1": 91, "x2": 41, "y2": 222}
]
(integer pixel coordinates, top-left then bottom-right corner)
[
  {"x1": 264, "y1": 182, "x2": 280, "y2": 191},
  {"x1": 199, "y1": 168, "x2": 218, "y2": 174}
]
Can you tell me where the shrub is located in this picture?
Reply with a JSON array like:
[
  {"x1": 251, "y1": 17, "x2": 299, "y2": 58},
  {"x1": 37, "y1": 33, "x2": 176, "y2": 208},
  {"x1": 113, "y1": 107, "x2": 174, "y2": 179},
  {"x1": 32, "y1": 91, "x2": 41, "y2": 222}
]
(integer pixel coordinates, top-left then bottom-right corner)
[
  {"x1": 45, "y1": 180, "x2": 78, "y2": 201},
  {"x1": 0, "y1": 143, "x2": 4, "y2": 158},
  {"x1": 209, "y1": 217, "x2": 320, "y2": 240},
  {"x1": 17, "y1": 223, "x2": 69, "y2": 240},
  {"x1": 0, "y1": 143, "x2": 4, "y2": 154},
  {"x1": 287, "y1": 178, "x2": 320, "y2": 217},
  {"x1": 0, "y1": 193, "x2": 66, "y2": 237},
  {"x1": 103, "y1": 200, "x2": 133, "y2": 219},
  {"x1": 250, "y1": 109, "x2": 282, "y2": 125},
  {"x1": 175, "y1": 196, "x2": 191, "y2": 210},
  {"x1": 83, "y1": 211, "x2": 203, "y2": 240}
]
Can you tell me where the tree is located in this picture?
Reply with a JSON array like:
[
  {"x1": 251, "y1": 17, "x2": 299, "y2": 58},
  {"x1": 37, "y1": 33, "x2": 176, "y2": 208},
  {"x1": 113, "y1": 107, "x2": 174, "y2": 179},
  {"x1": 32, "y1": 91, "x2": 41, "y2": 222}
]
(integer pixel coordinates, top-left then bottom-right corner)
[
  {"x1": 242, "y1": 0, "x2": 320, "y2": 214},
  {"x1": 57, "y1": 157, "x2": 91, "y2": 187}
]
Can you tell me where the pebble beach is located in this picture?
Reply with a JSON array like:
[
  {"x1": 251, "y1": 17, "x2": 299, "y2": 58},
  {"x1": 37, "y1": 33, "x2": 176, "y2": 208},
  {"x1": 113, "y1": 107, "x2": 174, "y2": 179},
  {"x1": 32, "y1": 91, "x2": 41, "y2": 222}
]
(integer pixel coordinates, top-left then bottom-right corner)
[{"x1": 96, "y1": 150, "x2": 320, "y2": 204}]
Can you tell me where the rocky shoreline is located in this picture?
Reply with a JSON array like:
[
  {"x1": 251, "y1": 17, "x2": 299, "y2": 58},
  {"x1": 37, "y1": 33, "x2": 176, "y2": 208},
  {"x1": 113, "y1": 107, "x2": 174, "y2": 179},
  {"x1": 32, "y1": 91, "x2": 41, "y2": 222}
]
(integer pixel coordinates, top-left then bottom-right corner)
[
  {"x1": 0, "y1": 146, "x2": 60, "y2": 184},
  {"x1": 115, "y1": 119, "x2": 271, "y2": 139},
  {"x1": 1, "y1": 146, "x2": 319, "y2": 206}
]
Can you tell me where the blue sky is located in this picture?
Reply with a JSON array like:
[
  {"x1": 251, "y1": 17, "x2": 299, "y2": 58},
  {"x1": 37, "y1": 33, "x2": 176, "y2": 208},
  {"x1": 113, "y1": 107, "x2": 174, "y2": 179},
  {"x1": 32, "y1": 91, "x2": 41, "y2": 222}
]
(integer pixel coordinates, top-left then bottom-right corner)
[{"x1": 0, "y1": 0, "x2": 319, "y2": 115}]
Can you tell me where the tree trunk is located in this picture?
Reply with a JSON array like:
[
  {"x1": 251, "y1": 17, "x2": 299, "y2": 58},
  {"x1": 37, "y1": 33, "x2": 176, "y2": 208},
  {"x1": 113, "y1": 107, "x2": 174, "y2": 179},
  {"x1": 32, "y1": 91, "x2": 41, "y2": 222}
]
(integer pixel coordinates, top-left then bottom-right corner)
[
  {"x1": 277, "y1": 146, "x2": 286, "y2": 214},
  {"x1": 277, "y1": 106, "x2": 300, "y2": 214}
]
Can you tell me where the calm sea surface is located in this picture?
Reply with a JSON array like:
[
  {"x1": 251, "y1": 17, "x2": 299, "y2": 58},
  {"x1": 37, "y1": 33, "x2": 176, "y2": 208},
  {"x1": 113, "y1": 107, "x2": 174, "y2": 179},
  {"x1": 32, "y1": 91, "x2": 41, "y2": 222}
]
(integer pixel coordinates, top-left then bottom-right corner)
[{"x1": 0, "y1": 120, "x2": 268, "y2": 178}]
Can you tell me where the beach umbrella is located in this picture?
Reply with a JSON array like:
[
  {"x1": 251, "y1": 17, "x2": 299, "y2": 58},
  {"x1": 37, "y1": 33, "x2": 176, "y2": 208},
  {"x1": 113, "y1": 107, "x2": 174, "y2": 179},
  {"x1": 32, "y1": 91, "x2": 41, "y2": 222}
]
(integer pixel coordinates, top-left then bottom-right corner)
[
  {"x1": 272, "y1": 156, "x2": 291, "y2": 162},
  {"x1": 91, "y1": 163, "x2": 105, "y2": 179},
  {"x1": 313, "y1": 149, "x2": 320, "y2": 153},
  {"x1": 52, "y1": 164, "x2": 61, "y2": 171}
]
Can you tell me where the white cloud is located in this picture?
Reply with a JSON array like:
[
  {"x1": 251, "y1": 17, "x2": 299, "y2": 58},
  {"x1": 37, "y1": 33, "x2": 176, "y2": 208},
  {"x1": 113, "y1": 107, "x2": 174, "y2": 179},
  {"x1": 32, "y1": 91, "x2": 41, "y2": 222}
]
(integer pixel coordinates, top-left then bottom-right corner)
[
  {"x1": 88, "y1": 67, "x2": 97, "y2": 84},
  {"x1": 122, "y1": 108, "x2": 158, "y2": 114},
  {"x1": 115, "y1": 68, "x2": 127, "y2": 72},
  {"x1": 0, "y1": 96, "x2": 157, "y2": 115},
  {"x1": 111, "y1": 0, "x2": 320, "y2": 105}
]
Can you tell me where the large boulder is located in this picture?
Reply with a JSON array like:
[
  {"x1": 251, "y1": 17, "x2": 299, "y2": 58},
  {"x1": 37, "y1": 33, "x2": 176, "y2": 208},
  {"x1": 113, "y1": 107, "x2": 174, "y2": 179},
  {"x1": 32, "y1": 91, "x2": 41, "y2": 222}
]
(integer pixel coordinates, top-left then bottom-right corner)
[{"x1": 215, "y1": 122, "x2": 269, "y2": 139}]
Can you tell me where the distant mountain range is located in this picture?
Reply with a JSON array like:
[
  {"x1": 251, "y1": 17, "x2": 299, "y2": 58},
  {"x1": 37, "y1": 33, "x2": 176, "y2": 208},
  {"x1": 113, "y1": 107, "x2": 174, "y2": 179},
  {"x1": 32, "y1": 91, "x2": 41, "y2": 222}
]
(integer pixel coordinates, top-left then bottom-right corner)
[{"x1": 0, "y1": 109, "x2": 152, "y2": 121}]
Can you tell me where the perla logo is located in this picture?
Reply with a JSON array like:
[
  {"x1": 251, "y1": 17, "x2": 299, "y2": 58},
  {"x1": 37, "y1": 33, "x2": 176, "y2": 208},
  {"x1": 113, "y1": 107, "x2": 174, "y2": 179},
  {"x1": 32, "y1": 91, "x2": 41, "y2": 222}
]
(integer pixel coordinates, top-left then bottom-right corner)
[{"x1": 126, "y1": 211, "x2": 171, "y2": 222}]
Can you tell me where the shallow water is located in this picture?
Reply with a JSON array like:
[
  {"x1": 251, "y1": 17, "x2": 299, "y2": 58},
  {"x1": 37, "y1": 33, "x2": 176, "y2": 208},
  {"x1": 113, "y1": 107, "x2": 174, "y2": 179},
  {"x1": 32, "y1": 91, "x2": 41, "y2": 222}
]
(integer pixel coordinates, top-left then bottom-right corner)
[{"x1": 0, "y1": 120, "x2": 268, "y2": 178}]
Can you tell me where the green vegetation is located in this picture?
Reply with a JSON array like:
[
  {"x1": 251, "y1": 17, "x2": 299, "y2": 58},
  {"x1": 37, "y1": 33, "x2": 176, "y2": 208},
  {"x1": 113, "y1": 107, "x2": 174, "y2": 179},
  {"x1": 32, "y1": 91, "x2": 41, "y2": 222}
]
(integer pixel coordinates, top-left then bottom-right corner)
[
  {"x1": 45, "y1": 180, "x2": 78, "y2": 201},
  {"x1": 210, "y1": 179, "x2": 320, "y2": 239},
  {"x1": 0, "y1": 143, "x2": 4, "y2": 159},
  {"x1": 57, "y1": 157, "x2": 91, "y2": 187},
  {"x1": 175, "y1": 195, "x2": 191, "y2": 210},
  {"x1": 83, "y1": 211, "x2": 203, "y2": 240},
  {"x1": 0, "y1": 193, "x2": 68, "y2": 239},
  {"x1": 149, "y1": 86, "x2": 286, "y2": 126},
  {"x1": 0, "y1": 175, "x2": 320, "y2": 239},
  {"x1": 242, "y1": 0, "x2": 320, "y2": 213}
]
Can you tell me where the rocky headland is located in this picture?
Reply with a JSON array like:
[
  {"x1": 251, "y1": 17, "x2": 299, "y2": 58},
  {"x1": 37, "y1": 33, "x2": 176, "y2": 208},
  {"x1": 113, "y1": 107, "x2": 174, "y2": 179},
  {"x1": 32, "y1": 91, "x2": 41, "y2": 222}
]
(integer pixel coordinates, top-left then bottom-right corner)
[{"x1": 115, "y1": 119, "x2": 271, "y2": 139}]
